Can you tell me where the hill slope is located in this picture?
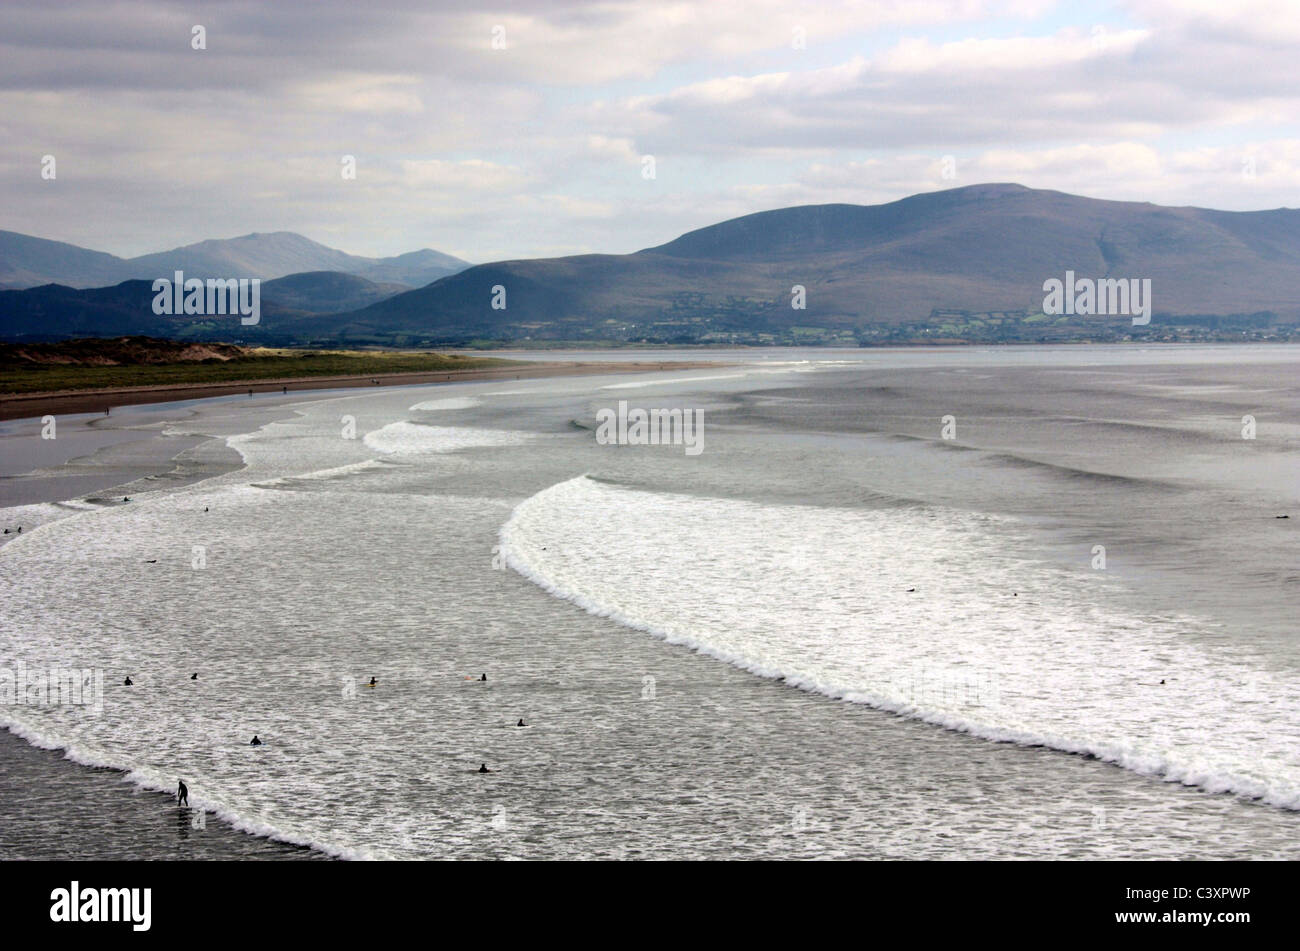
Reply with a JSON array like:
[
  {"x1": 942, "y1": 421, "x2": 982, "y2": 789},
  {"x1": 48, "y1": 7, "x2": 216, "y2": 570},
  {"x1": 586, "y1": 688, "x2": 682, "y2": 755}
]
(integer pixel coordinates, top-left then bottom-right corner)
[
  {"x1": 4, "y1": 185, "x2": 1297, "y2": 345},
  {"x1": 0, "y1": 230, "x2": 470, "y2": 289},
  {"x1": 314, "y1": 183, "x2": 1300, "y2": 344},
  {"x1": 259, "y1": 271, "x2": 411, "y2": 313},
  {"x1": 0, "y1": 231, "x2": 127, "y2": 289},
  {"x1": 0, "y1": 280, "x2": 313, "y2": 341}
]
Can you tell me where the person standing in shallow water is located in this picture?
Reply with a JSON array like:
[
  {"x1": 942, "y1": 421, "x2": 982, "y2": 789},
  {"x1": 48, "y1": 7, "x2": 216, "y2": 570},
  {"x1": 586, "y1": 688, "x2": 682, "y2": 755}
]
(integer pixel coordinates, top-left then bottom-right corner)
[{"x1": 177, "y1": 780, "x2": 188, "y2": 806}]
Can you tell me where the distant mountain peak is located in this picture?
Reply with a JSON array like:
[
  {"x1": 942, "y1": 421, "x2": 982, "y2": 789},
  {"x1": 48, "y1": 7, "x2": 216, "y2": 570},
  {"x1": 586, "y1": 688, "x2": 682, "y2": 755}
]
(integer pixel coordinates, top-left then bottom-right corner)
[
  {"x1": 326, "y1": 183, "x2": 1300, "y2": 344},
  {"x1": 0, "y1": 230, "x2": 469, "y2": 290}
]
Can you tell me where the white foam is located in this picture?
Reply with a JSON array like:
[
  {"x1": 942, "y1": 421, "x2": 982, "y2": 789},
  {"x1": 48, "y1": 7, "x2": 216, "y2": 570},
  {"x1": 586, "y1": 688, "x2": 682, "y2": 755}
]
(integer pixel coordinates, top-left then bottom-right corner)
[
  {"x1": 253, "y1": 459, "x2": 391, "y2": 487},
  {"x1": 599, "y1": 373, "x2": 746, "y2": 390},
  {"x1": 500, "y1": 476, "x2": 1300, "y2": 810},
  {"x1": 0, "y1": 499, "x2": 106, "y2": 551},
  {"x1": 0, "y1": 480, "x2": 512, "y2": 860},
  {"x1": 408, "y1": 397, "x2": 481, "y2": 412},
  {"x1": 0, "y1": 712, "x2": 381, "y2": 860},
  {"x1": 0, "y1": 391, "x2": 550, "y2": 859},
  {"x1": 363, "y1": 422, "x2": 536, "y2": 456}
]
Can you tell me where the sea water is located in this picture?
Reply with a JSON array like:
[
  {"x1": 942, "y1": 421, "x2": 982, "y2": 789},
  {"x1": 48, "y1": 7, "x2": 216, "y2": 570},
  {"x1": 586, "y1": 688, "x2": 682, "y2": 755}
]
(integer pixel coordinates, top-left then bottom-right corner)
[{"x1": 1, "y1": 346, "x2": 1297, "y2": 858}]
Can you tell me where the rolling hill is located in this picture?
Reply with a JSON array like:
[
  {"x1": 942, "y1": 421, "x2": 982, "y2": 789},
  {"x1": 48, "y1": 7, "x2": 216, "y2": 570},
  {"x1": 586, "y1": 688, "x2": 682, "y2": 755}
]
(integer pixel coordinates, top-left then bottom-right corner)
[
  {"x1": 0, "y1": 269, "x2": 420, "y2": 342},
  {"x1": 309, "y1": 183, "x2": 1300, "y2": 345},
  {"x1": 0, "y1": 280, "x2": 315, "y2": 340},
  {"x1": 259, "y1": 271, "x2": 411, "y2": 314},
  {"x1": 3, "y1": 185, "x2": 1298, "y2": 345},
  {"x1": 0, "y1": 231, "x2": 128, "y2": 289},
  {"x1": 0, "y1": 230, "x2": 470, "y2": 290}
]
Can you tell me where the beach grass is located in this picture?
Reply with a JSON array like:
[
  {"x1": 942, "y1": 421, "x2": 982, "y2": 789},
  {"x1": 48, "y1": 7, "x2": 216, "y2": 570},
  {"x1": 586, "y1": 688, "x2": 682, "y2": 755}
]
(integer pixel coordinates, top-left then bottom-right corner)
[{"x1": 0, "y1": 347, "x2": 519, "y2": 395}]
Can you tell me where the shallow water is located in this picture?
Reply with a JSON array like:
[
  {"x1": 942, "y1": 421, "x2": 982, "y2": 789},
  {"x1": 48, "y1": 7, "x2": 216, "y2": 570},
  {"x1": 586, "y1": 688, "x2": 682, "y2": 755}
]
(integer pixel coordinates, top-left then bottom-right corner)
[{"x1": 1, "y1": 346, "x2": 1297, "y2": 858}]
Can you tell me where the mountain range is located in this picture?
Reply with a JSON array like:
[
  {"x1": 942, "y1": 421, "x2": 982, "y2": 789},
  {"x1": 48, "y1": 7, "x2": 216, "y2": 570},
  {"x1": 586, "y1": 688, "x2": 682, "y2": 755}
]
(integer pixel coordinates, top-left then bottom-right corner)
[
  {"x1": 313, "y1": 183, "x2": 1299, "y2": 345},
  {"x1": 3, "y1": 184, "x2": 1298, "y2": 346},
  {"x1": 0, "y1": 230, "x2": 469, "y2": 290}
]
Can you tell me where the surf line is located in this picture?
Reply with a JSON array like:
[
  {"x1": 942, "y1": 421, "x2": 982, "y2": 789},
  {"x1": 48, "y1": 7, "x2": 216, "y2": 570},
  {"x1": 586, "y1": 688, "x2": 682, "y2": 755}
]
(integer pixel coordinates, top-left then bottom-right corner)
[{"x1": 595, "y1": 400, "x2": 704, "y2": 456}]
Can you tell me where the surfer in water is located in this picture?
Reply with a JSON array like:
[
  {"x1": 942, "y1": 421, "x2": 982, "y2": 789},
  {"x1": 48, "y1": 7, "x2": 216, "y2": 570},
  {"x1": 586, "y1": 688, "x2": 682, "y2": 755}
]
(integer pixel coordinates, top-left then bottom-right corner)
[
  {"x1": 191, "y1": 673, "x2": 198, "y2": 680},
  {"x1": 250, "y1": 735, "x2": 262, "y2": 746},
  {"x1": 517, "y1": 719, "x2": 526, "y2": 727},
  {"x1": 123, "y1": 676, "x2": 133, "y2": 686},
  {"x1": 480, "y1": 673, "x2": 487, "y2": 682},
  {"x1": 479, "y1": 764, "x2": 491, "y2": 773},
  {"x1": 177, "y1": 780, "x2": 188, "y2": 806},
  {"x1": 368, "y1": 677, "x2": 378, "y2": 687}
]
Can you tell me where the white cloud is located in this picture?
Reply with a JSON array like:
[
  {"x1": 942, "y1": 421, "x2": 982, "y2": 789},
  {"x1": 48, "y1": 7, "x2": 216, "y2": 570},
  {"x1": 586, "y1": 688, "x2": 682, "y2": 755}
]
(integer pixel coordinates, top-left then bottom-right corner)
[{"x1": 0, "y1": 0, "x2": 1295, "y2": 260}]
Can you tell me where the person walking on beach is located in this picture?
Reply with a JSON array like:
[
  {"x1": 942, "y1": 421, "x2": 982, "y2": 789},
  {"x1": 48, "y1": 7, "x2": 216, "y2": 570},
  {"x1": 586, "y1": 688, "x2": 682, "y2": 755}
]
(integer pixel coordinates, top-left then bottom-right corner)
[{"x1": 177, "y1": 779, "x2": 189, "y2": 806}]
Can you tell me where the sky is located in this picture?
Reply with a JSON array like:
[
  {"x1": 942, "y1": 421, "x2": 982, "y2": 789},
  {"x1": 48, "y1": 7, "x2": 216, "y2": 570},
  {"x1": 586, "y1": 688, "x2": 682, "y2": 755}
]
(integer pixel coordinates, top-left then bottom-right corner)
[{"x1": 1, "y1": 0, "x2": 1297, "y2": 263}]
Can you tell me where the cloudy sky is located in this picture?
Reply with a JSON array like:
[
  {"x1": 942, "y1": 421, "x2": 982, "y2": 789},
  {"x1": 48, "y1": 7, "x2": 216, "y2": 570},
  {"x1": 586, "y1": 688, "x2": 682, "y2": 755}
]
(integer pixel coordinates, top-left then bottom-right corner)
[{"x1": 1, "y1": 0, "x2": 1296, "y2": 262}]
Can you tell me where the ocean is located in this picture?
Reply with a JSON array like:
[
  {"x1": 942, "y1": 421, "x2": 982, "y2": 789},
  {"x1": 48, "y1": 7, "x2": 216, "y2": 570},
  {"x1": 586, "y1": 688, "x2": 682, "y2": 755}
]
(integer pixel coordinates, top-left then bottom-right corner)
[{"x1": 1, "y1": 345, "x2": 1297, "y2": 859}]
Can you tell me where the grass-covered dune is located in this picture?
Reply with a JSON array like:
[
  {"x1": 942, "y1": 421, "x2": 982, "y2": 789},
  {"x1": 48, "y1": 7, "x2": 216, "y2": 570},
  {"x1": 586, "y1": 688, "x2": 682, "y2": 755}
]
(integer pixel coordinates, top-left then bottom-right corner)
[{"x1": 0, "y1": 336, "x2": 517, "y2": 395}]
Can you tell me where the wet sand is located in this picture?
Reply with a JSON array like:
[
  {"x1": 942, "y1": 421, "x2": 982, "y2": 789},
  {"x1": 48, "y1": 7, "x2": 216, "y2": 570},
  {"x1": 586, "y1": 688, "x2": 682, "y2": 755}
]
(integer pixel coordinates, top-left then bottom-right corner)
[{"x1": 0, "y1": 405, "x2": 252, "y2": 510}]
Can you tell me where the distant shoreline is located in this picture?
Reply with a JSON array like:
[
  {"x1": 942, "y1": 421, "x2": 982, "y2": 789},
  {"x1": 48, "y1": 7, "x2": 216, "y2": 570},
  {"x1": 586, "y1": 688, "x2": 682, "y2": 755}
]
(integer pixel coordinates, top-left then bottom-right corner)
[{"x1": 0, "y1": 359, "x2": 729, "y2": 422}]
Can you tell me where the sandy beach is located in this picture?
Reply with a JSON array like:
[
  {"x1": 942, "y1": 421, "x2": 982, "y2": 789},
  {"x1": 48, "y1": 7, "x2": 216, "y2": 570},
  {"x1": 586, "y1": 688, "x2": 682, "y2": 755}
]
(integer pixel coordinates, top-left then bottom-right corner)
[
  {"x1": 0, "y1": 359, "x2": 728, "y2": 423},
  {"x1": 3, "y1": 347, "x2": 1300, "y2": 863}
]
